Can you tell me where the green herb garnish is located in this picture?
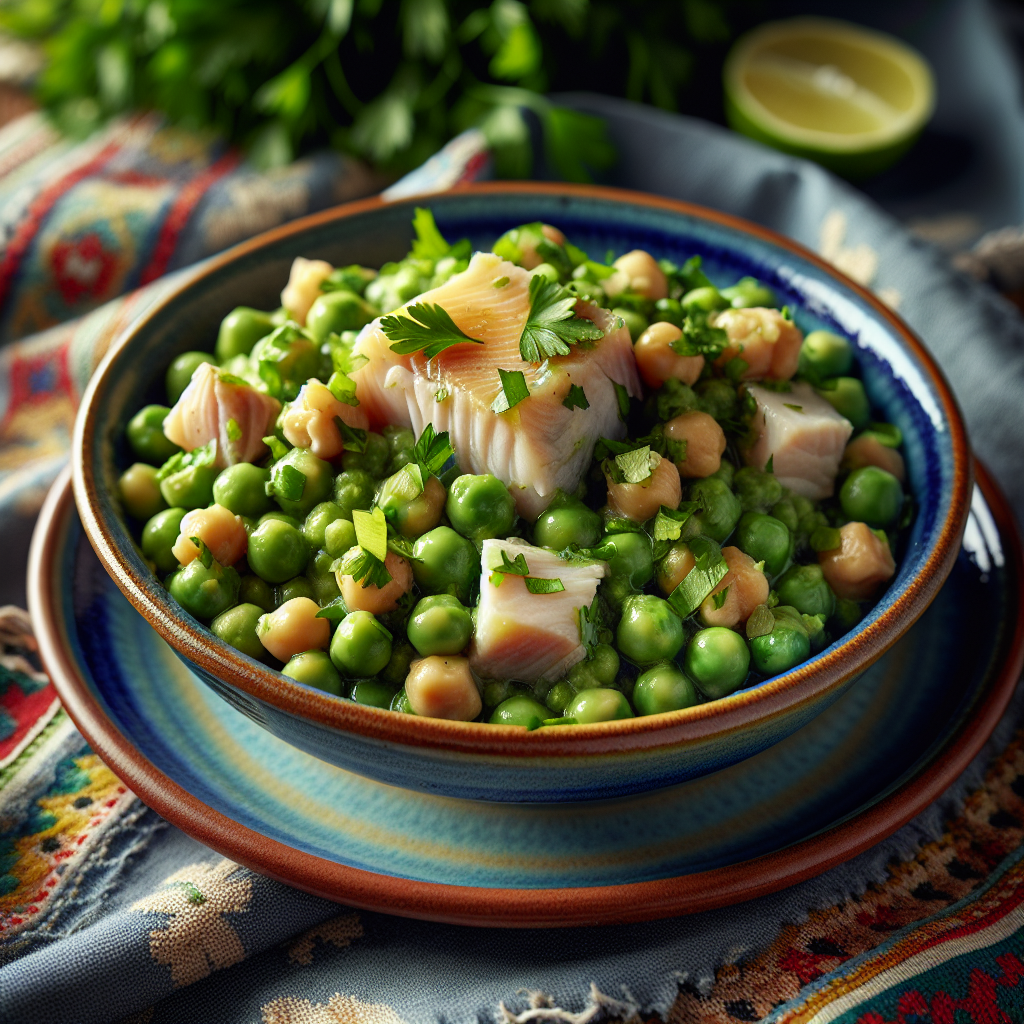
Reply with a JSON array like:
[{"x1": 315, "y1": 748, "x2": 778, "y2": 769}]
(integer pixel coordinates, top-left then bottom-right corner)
[
  {"x1": 525, "y1": 577, "x2": 565, "y2": 594},
  {"x1": 334, "y1": 416, "x2": 367, "y2": 453},
  {"x1": 613, "y1": 382, "x2": 630, "y2": 421},
  {"x1": 518, "y1": 275, "x2": 604, "y2": 363},
  {"x1": 670, "y1": 310, "x2": 729, "y2": 358},
  {"x1": 353, "y1": 507, "x2": 388, "y2": 561},
  {"x1": 492, "y1": 368, "x2": 531, "y2": 413},
  {"x1": 412, "y1": 423, "x2": 454, "y2": 476},
  {"x1": 783, "y1": 403, "x2": 804, "y2": 413},
  {"x1": 745, "y1": 604, "x2": 775, "y2": 639},
  {"x1": 711, "y1": 586, "x2": 730, "y2": 610},
  {"x1": 155, "y1": 440, "x2": 217, "y2": 482},
  {"x1": 562, "y1": 384, "x2": 589, "y2": 411},
  {"x1": 262, "y1": 435, "x2": 290, "y2": 461},
  {"x1": 189, "y1": 537, "x2": 213, "y2": 570},
  {"x1": 268, "y1": 463, "x2": 306, "y2": 502},
  {"x1": 614, "y1": 446, "x2": 653, "y2": 484},
  {"x1": 226, "y1": 418, "x2": 242, "y2": 442},
  {"x1": 381, "y1": 302, "x2": 484, "y2": 359}
]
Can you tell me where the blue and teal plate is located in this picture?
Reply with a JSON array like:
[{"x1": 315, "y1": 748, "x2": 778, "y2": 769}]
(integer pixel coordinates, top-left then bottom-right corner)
[{"x1": 30, "y1": 465, "x2": 1022, "y2": 927}]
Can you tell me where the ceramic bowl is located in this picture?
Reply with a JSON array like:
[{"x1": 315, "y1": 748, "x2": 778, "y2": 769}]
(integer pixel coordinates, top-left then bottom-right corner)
[{"x1": 72, "y1": 182, "x2": 972, "y2": 803}]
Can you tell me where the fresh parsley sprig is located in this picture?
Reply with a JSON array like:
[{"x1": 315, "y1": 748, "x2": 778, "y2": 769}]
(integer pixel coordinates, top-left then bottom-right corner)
[
  {"x1": 412, "y1": 424, "x2": 454, "y2": 477},
  {"x1": 492, "y1": 369, "x2": 531, "y2": 413},
  {"x1": 519, "y1": 276, "x2": 604, "y2": 363},
  {"x1": 669, "y1": 310, "x2": 729, "y2": 359},
  {"x1": 381, "y1": 303, "x2": 484, "y2": 359}
]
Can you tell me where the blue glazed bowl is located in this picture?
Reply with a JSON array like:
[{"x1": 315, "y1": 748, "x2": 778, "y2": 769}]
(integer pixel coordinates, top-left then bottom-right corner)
[{"x1": 72, "y1": 183, "x2": 971, "y2": 803}]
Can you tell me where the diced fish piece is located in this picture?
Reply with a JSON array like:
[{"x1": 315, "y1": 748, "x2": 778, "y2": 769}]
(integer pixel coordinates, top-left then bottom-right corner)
[
  {"x1": 351, "y1": 252, "x2": 642, "y2": 518},
  {"x1": 712, "y1": 307, "x2": 802, "y2": 380},
  {"x1": 280, "y1": 379, "x2": 369, "y2": 460},
  {"x1": 281, "y1": 257, "x2": 333, "y2": 326},
  {"x1": 163, "y1": 362, "x2": 281, "y2": 467},
  {"x1": 745, "y1": 382, "x2": 853, "y2": 499},
  {"x1": 471, "y1": 539, "x2": 607, "y2": 683}
]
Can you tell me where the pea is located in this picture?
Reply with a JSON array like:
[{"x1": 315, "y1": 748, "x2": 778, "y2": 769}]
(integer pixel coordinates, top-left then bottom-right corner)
[
  {"x1": 381, "y1": 642, "x2": 417, "y2": 688},
  {"x1": 250, "y1": 330, "x2": 323, "y2": 401},
  {"x1": 840, "y1": 466, "x2": 904, "y2": 528},
  {"x1": 818, "y1": 377, "x2": 870, "y2": 429},
  {"x1": 652, "y1": 297, "x2": 684, "y2": 327},
  {"x1": 687, "y1": 477, "x2": 742, "y2": 542},
  {"x1": 770, "y1": 497, "x2": 799, "y2": 533},
  {"x1": 567, "y1": 688, "x2": 634, "y2": 724},
  {"x1": 612, "y1": 307, "x2": 648, "y2": 341},
  {"x1": 324, "y1": 517, "x2": 357, "y2": 559},
  {"x1": 775, "y1": 564, "x2": 836, "y2": 618},
  {"x1": 831, "y1": 597, "x2": 862, "y2": 634},
  {"x1": 282, "y1": 650, "x2": 343, "y2": 695},
  {"x1": 684, "y1": 627, "x2": 750, "y2": 699},
  {"x1": 534, "y1": 502, "x2": 602, "y2": 550},
  {"x1": 681, "y1": 286, "x2": 728, "y2": 312},
  {"x1": 333, "y1": 469, "x2": 376, "y2": 519},
  {"x1": 215, "y1": 307, "x2": 276, "y2": 361},
  {"x1": 617, "y1": 594, "x2": 684, "y2": 665},
  {"x1": 306, "y1": 548, "x2": 341, "y2": 605},
  {"x1": 330, "y1": 610, "x2": 392, "y2": 677},
  {"x1": 633, "y1": 662, "x2": 700, "y2": 715},
  {"x1": 383, "y1": 425, "x2": 416, "y2": 470},
  {"x1": 406, "y1": 594, "x2": 473, "y2": 657},
  {"x1": 306, "y1": 290, "x2": 377, "y2": 343},
  {"x1": 749, "y1": 622, "x2": 810, "y2": 675},
  {"x1": 719, "y1": 276, "x2": 776, "y2": 308},
  {"x1": 600, "y1": 573, "x2": 634, "y2": 613},
  {"x1": 412, "y1": 526, "x2": 481, "y2": 603},
  {"x1": 126, "y1": 405, "x2": 181, "y2": 464},
  {"x1": 378, "y1": 471, "x2": 446, "y2": 539},
  {"x1": 167, "y1": 559, "x2": 240, "y2": 620},
  {"x1": 696, "y1": 378, "x2": 738, "y2": 422},
  {"x1": 710, "y1": 459, "x2": 736, "y2": 488},
  {"x1": 119, "y1": 463, "x2": 167, "y2": 521},
  {"x1": 166, "y1": 351, "x2": 216, "y2": 404},
  {"x1": 799, "y1": 330, "x2": 852, "y2": 379},
  {"x1": 544, "y1": 679, "x2": 576, "y2": 715},
  {"x1": 303, "y1": 501, "x2": 345, "y2": 549},
  {"x1": 258, "y1": 511, "x2": 303, "y2": 530},
  {"x1": 733, "y1": 467, "x2": 783, "y2": 513},
  {"x1": 366, "y1": 265, "x2": 429, "y2": 310},
  {"x1": 213, "y1": 463, "x2": 273, "y2": 518},
  {"x1": 735, "y1": 512, "x2": 793, "y2": 577},
  {"x1": 274, "y1": 576, "x2": 315, "y2": 605},
  {"x1": 446, "y1": 474, "x2": 516, "y2": 542},
  {"x1": 269, "y1": 448, "x2": 333, "y2": 517},
  {"x1": 599, "y1": 532, "x2": 654, "y2": 589},
  {"x1": 158, "y1": 463, "x2": 217, "y2": 511},
  {"x1": 341, "y1": 432, "x2": 389, "y2": 478},
  {"x1": 142, "y1": 507, "x2": 187, "y2": 573},
  {"x1": 238, "y1": 574, "x2": 276, "y2": 612},
  {"x1": 567, "y1": 644, "x2": 621, "y2": 692},
  {"x1": 210, "y1": 603, "x2": 266, "y2": 660},
  {"x1": 489, "y1": 694, "x2": 550, "y2": 727},
  {"x1": 247, "y1": 518, "x2": 310, "y2": 584},
  {"x1": 391, "y1": 688, "x2": 415, "y2": 714}
]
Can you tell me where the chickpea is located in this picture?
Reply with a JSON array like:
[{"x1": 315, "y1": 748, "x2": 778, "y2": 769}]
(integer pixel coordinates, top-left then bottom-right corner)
[
  {"x1": 387, "y1": 475, "x2": 447, "y2": 538},
  {"x1": 819, "y1": 521, "x2": 896, "y2": 600},
  {"x1": 119, "y1": 463, "x2": 166, "y2": 521},
  {"x1": 606, "y1": 454, "x2": 682, "y2": 523},
  {"x1": 842, "y1": 434, "x2": 906, "y2": 483},
  {"x1": 281, "y1": 257, "x2": 334, "y2": 325},
  {"x1": 338, "y1": 550, "x2": 414, "y2": 614},
  {"x1": 665, "y1": 410, "x2": 727, "y2": 478},
  {"x1": 280, "y1": 379, "x2": 370, "y2": 460},
  {"x1": 256, "y1": 597, "x2": 330, "y2": 662},
  {"x1": 658, "y1": 541, "x2": 696, "y2": 595},
  {"x1": 405, "y1": 655, "x2": 483, "y2": 721},
  {"x1": 612, "y1": 250, "x2": 668, "y2": 301},
  {"x1": 633, "y1": 322, "x2": 706, "y2": 389},
  {"x1": 171, "y1": 504, "x2": 248, "y2": 567},
  {"x1": 712, "y1": 308, "x2": 802, "y2": 380},
  {"x1": 700, "y1": 546, "x2": 770, "y2": 629}
]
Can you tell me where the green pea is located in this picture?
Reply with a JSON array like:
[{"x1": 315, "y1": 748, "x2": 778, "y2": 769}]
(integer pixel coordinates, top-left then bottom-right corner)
[
  {"x1": 142, "y1": 507, "x2": 187, "y2": 573},
  {"x1": 390, "y1": 688, "x2": 415, "y2": 714},
  {"x1": 749, "y1": 623, "x2": 810, "y2": 675},
  {"x1": 213, "y1": 463, "x2": 273, "y2": 518},
  {"x1": 733, "y1": 467, "x2": 783, "y2": 513},
  {"x1": 612, "y1": 307, "x2": 648, "y2": 341},
  {"x1": 306, "y1": 290, "x2": 377, "y2": 343},
  {"x1": 840, "y1": 466, "x2": 904, "y2": 528},
  {"x1": 567, "y1": 643, "x2": 621, "y2": 691},
  {"x1": 380, "y1": 642, "x2": 417, "y2": 688},
  {"x1": 126, "y1": 405, "x2": 181, "y2": 464},
  {"x1": 687, "y1": 477, "x2": 742, "y2": 542},
  {"x1": 696, "y1": 378, "x2": 739, "y2": 422},
  {"x1": 534, "y1": 502, "x2": 602, "y2": 550},
  {"x1": 831, "y1": 597, "x2": 862, "y2": 633},
  {"x1": 365, "y1": 264, "x2": 429, "y2": 310},
  {"x1": 799, "y1": 330, "x2": 853, "y2": 379},
  {"x1": 684, "y1": 627, "x2": 750, "y2": 699},
  {"x1": 166, "y1": 351, "x2": 216, "y2": 404},
  {"x1": 238, "y1": 574, "x2": 275, "y2": 612},
  {"x1": 818, "y1": 377, "x2": 870, "y2": 429},
  {"x1": 327, "y1": 265, "x2": 377, "y2": 295},
  {"x1": 268, "y1": 448, "x2": 334, "y2": 518},
  {"x1": 250, "y1": 329, "x2": 323, "y2": 401},
  {"x1": 544, "y1": 679, "x2": 576, "y2": 715},
  {"x1": 446, "y1": 474, "x2": 516, "y2": 542},
  {"x1": 652, "y1": 297, "x2": 684, "y2": 327},
  {"x1": 348, "y1": 678, "x2": 395, "y2": 708},
  {"x1": 710, "y1": 459, "x2": 736, "y2": 488},
  {"x1": 770, "y1": 497, "x2": 799, "y2": 533},
  {"x1": 719, "y1": 276, "x2": 776, "y2": 308},
  {"x1": 633, "y1": 662, "x2": 700, "y2": 715},
  {"x1": 216, "y1": 307, "x2": 276, "y2": 361},
  {"x1": 567, "y1": 688, "x2": 634, "y2": 724},
  {"x1": 489, "y1": 694, "x2": 550, "y2": 727},
  {"x1": 735, "y1": 512, "x2": 793, "y2": 577},
  {"x1": 411, "y1": 526, "x2": 480, "y2": 603},
  {"x1": 119, "y1": 463, "x2": 167, "y2": 521},
  {"x1": 333, "y1": 469, "x2": 376, "y2": 519},
  {"x1": 598, "y1": 532, "x2": 654, "y2": 589},
  {"x1": 282, "y1": 650, "x2": 343, "y2": 695},
  {"x1": 681, "y1": 286, "x2": 728, "y2": 312},
  {"x1": 303, "y1": 501, "x2": 345, "y2": 549},
  {"x1": 330, "y1": 610, "x2": 392, "y2": 677},
  {"x1": 324, "y1": 518, "x2": 357, "y2": 559},
  {"x1": 210, "y1": 603, "x2": 266, "y2": 660},
  {"x1": 617, "y1": 594, "x2": 684, "y2": 665},
  {"x1": 406, "y1": 594, "x2": 473, "y2": 657},
  {"x1": 258, "y1": 511, "x2": 303, "y2": 530},
  {"x1": 167, "y1": 559, "x2": 240, "y2": 620},
  {"x1": 158, "y1": 463, "x2": 217, "y2": 511},
  {"x1": 247, "y1": 518, "x2": 310, "y2": 584},
  {"x1": 306, "y1": 548, "x2": 341, "y2": 605},
  {"x1": 383, "y1": 425, "x2": 416, "y2": 471},
  {"x1": 274, "y1": 576, "x2": 315, "y2": 605},
  {"x1": 600, "y1": 573, "x2": 634, "y2": 613},
  {"x1": 341, "y1": 432, "x2": 389, "y2": 478},
  {"x1": 775, "y1": 564, "x2": 836, "y2": 618}
]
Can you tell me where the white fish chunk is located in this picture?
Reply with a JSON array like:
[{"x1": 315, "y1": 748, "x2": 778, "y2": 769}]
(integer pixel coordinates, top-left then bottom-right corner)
[
  {"x1": 745, "y1": 381, "x2": 853, "y2": 499},
  {"x1": 280, "y1": 379, "x2": 369, "y2": 460},
  {"x1": 163, "y1": 361, "x2": 281, "y2": 467},
  {"x1": 351, "y1": 252, "x2": 642, "y2": 518},
  {"x1": 470, "y1": 539, "x2": 607, "y2": 683}
]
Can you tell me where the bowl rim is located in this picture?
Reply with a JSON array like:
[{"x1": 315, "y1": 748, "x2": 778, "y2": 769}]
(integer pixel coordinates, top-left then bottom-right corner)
[
  {"x1": 33, "y1": 462, "x2": 1021, "y2": 925},
  {"x1": 71, "y1": 180, "x2": 973, "y2": 759}
]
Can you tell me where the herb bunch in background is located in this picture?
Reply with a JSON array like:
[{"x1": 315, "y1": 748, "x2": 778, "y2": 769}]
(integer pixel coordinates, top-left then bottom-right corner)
[{"x1": 0, "y1": 0, "x2": 738, "y2": 179}]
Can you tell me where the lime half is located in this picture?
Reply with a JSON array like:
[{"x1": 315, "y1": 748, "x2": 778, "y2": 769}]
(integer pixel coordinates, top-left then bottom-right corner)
[{"x1": 724, "y1": 18, "x2": 935, "y2": 179}]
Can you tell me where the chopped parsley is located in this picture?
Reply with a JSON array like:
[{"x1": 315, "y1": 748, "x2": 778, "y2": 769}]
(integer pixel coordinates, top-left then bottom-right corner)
[
  {"x1": 267, "y1": 463, "x2": 306, "y2": 502},
  {"x1": 525, "y1": 577, "x2": 565, "y2": 594},
  {"x1": 669, "y1": 310, "x2": 729, "y2": 359},
  {"x1": 764, "y1": 454, "x2": 774, "y2": 474},
  {"x1": 381, "y1": 302, "x2": 484, "y2": 359},
  {"x1": 614, "y1": 446, "x2": 654, "y2": 484},
  {"x1": 412, "y1": 423, "x2": 454, "y2": 476},
  {"x1": 155, "y1": 440, "x2": 217, "y2": 482},
  {"x1": 489, "y1": 549, "x2": 564, "y2": 593},
  {"x1": 745, "y1": 604, "x2": 775, "y2": 639},
  {"x1": 577, "y1": 597, "x2": 602, "y2": 656},
  {"x1": 518, "y1": 275, "x2": 604, "y2": 363},
  {"x1": 189, "y1": 536, "x2": 213, "y2": 569},
  {"x1": 492, "y1": 276, "x2": 510, "y2": 289},
  {"x1": 434, "y1": 387, "x2": 449, "y2": 402},
  {"x1": 711, "y1": 586, "x2": 730, "y2": 610},
  {"x1": 491, "y1": 368, "x2": 531, "y2": 413},
  {"x1": 783, "y1": 403, "x2": 804, "y2": 413},
  {"x1": 667, "y1": 537, "x2": 729, "y2": 618},
  {"x1": 315, "y1": 597, "x2": 350, "y2": 622},
  {"x1": 652, "y1": 503, "x2": 697, "y2": 541},
  {"x1": 562, "y1": 384, "x2": 589, "y2": 411},
  {"x1": 723, "y1": 357, "x2": 749, "y2": 382},
  {"x1": 410, "y1": 207, "x2": 452, "y2": 260},
  {"x1": 334, "y1": 416, "x2": 367, "y2": 453},
  {"x1": 323, "y1": 331, "x2": 367, "y2": 407},
  {"x1": 262, "y1": 435, "x2": 290, "y2": 460},
  {"x1": 613, "y1": 382, "x2": 630, "y2": 421},
  {"x1": 226, "y1": 418, "x2": 242, "y2": 442},
  {"x1": 353, "y1": 507, "x2": 388, "y2": 561}
]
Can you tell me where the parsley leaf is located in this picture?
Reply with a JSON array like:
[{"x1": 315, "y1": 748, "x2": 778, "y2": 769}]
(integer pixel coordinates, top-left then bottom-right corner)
[
  {"x1": 668, "y1": 556, "x2": 730, "y2": 618},
  {"x1": 315, "y1": 597, "x2": 350, "y2": 622},
  {"x1": 745, "y1": 604, "x2": 775, "y2": 639},
  {"x1": 562, "y1": 383, "x2": 589, "y2": 410},
  {"x1": 614, "y1": 446, "x2": 653, "y2": 484},
  {"x1": 412, "y1": 424, "x2": 454, "y2": 476},
  {"x1": 491, "y1": 368, "x2": 531, "y2": 413},
  {"x1": 410, "y1": 207, "x2": 451, "y2": 260},
  {"x1": 333, "y1": 416, "x2": 367, "y2": 453},
  {"x1": 652, "y1": 503, "x2": 697, "y2": 541},
  {"x1": 519, "y1": 275, "x2": 604, "y2": 363},
  {"x1": 525, "y1": 577, "x2": 565, "y2": 594},
  {"x1": 613, "y1": 382, "x2": 630, "y2": 421},
  {"x1": 669, "y1": 310, "x2": 729, "y2": 358},
  {"x1": 724, "y1": 357, "x2": 749, "y2": 382},
  {"x1": 343, "y1": 547, "x2": 393, "y2": 590},
  {"x1": 495, "y1": 550, "x2": 530, "y2": 577},
  {"x1": 353, "y1": 507, "x2": 388, "y2": 561},
  {"x1": 783, "y1": 403, "x2": 804, "y2": 413},
  {"x1": 156, "y1": 440, "x2": 217, "y2": 482},
  {"x1": 381, "y1": 302, "x2": 484, "y2": 359},
  {"x1": 435, "y1": 387, "x2": 448, "y2": 402},
  {"x1": 711, "y1": 585, "x2": 730, "y2": 610},
  {"x1": 765, "y1": 454, "x2": 774, "y2": 474},
  {"x1": 189, "y1": 536, "x2": 213, "y2": 569},
  {"x1": 226, "y1": 418, "x2": 242, "y2": 442},
  {"x1": 267, "y1": 463, "x2": 306, "y2": 502},
  {"x1": 262, "y1": 435, "x2": 290, "y2": 461},
  {"x1": 577, "y1": 597, "x2": 602, "y2": 656}
]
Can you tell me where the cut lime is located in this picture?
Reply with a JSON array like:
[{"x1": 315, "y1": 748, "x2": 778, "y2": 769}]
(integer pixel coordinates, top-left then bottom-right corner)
[{"x1": 723, "y1": 18, "x2": 935, "y2": 179}]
